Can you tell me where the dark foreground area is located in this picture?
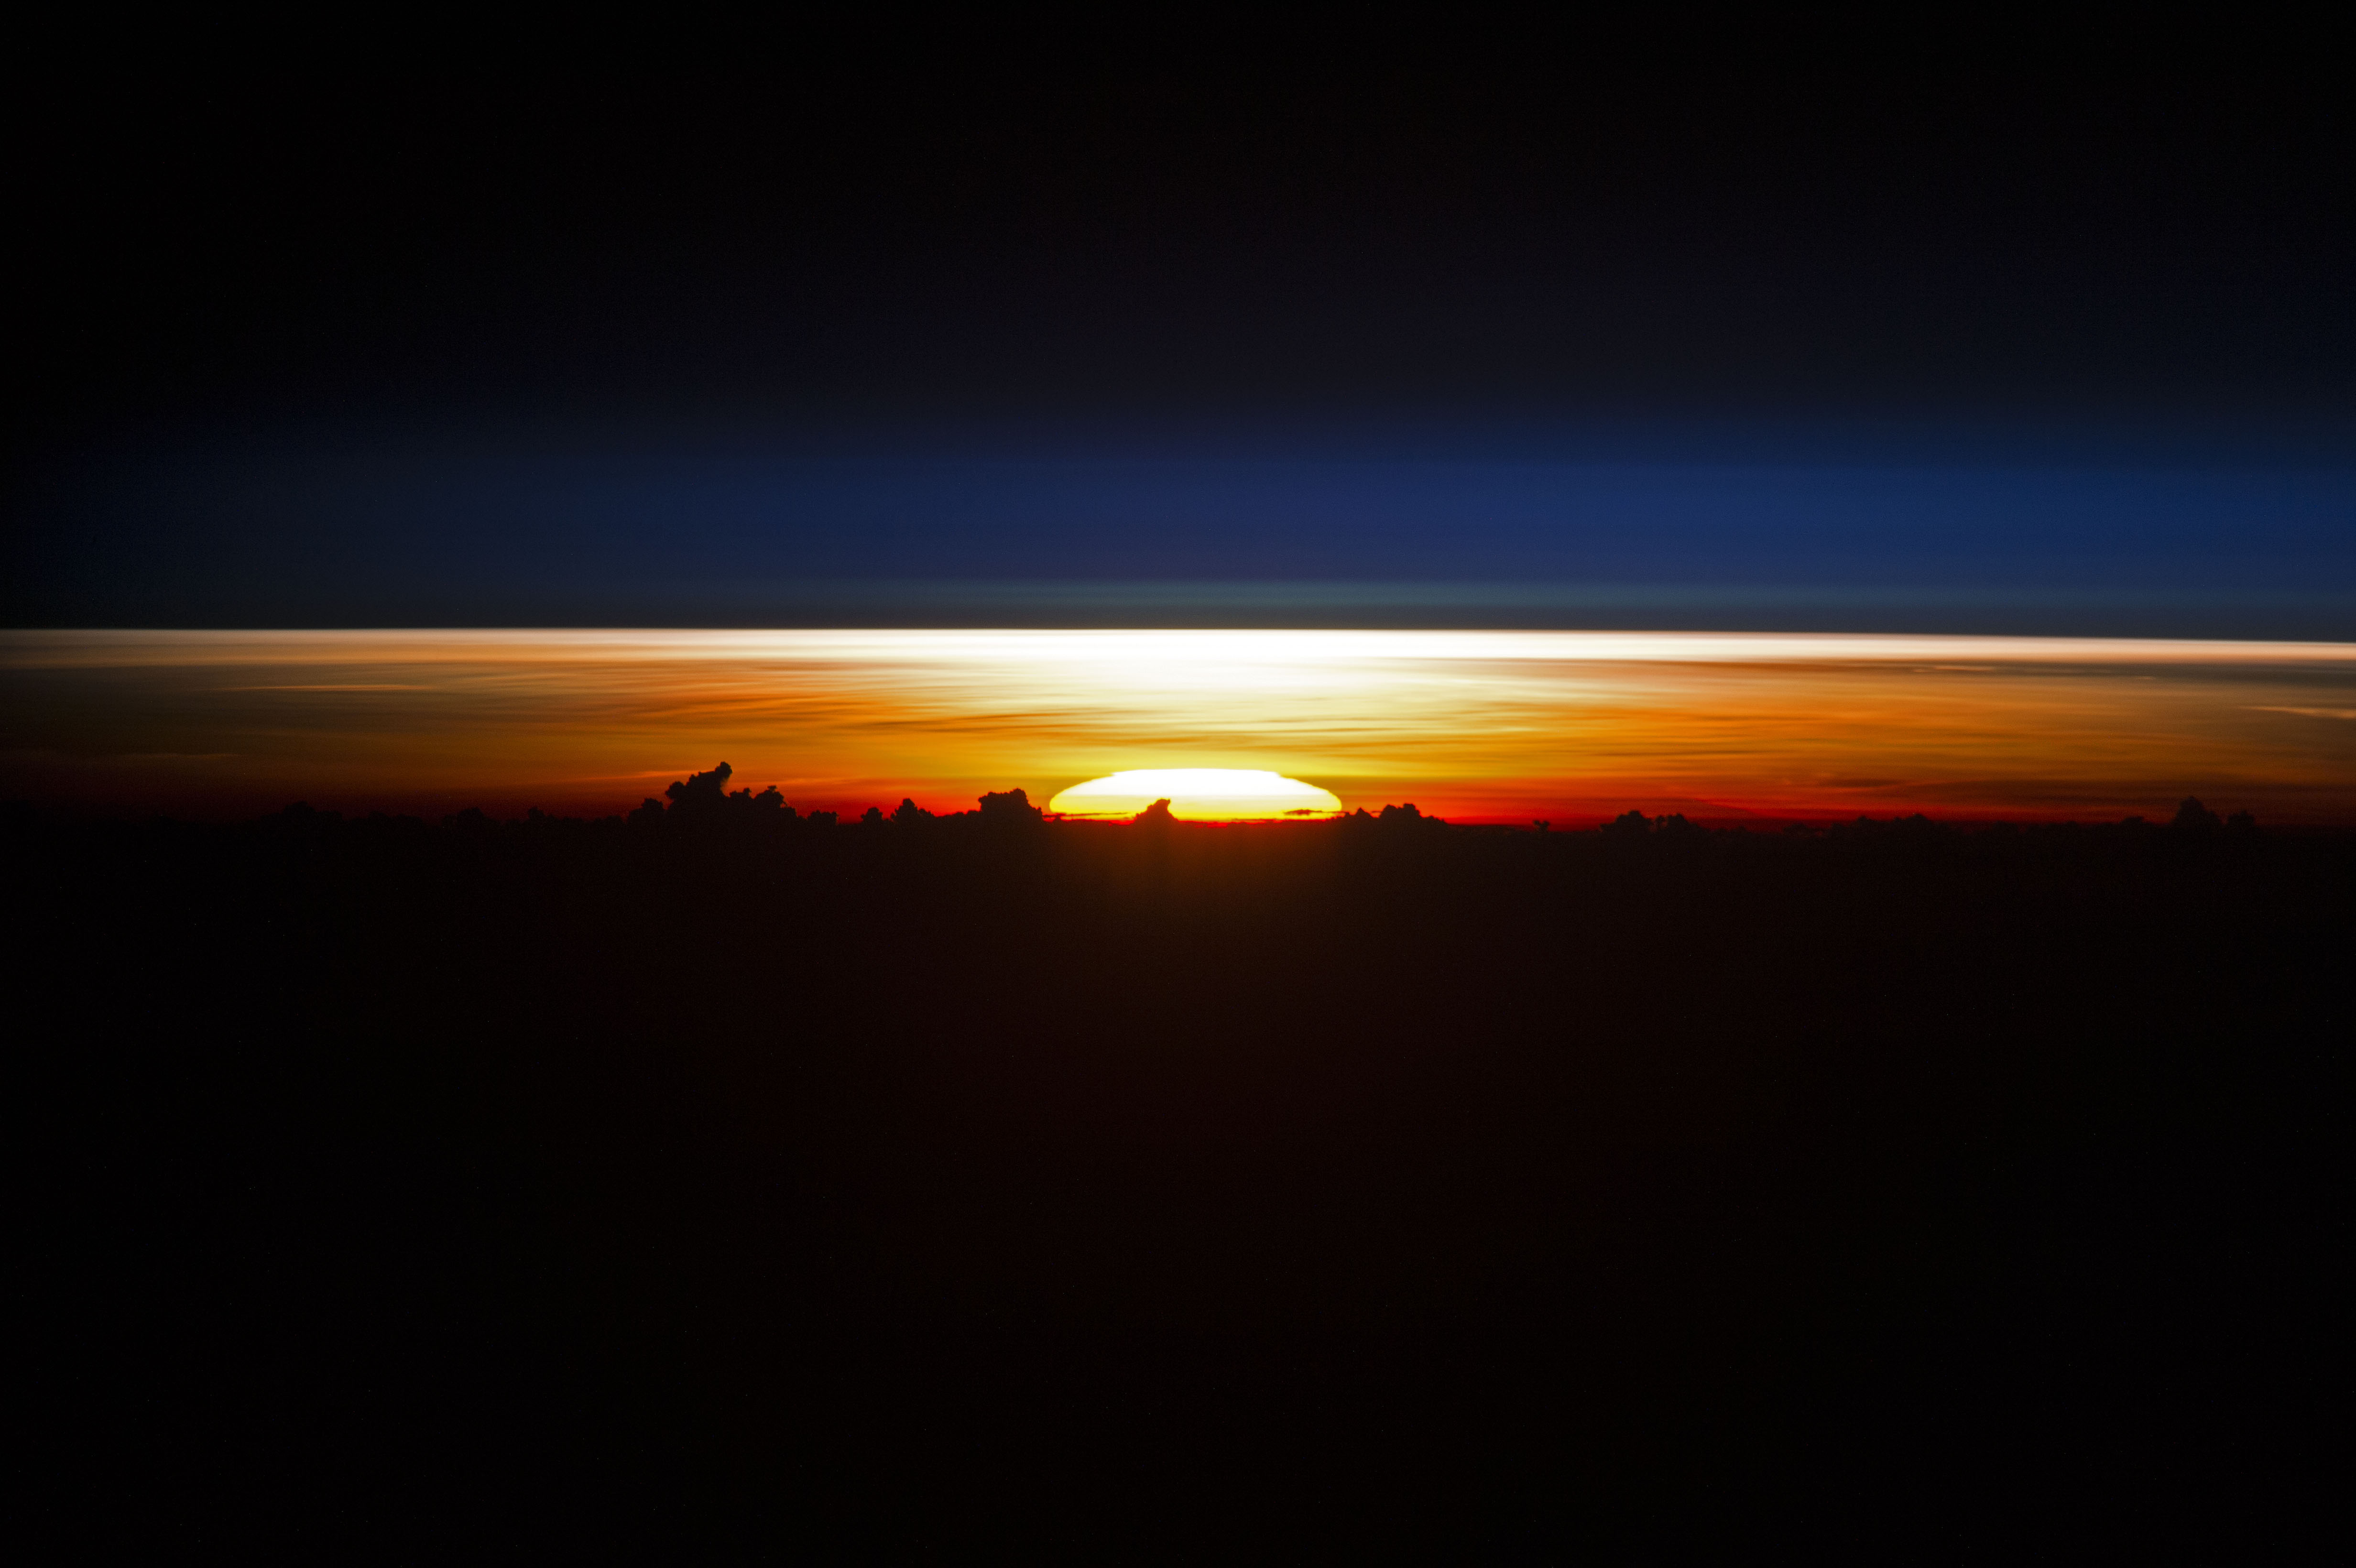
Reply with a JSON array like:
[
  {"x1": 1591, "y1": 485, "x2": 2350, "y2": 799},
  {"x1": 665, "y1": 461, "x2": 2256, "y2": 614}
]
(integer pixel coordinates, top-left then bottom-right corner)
[{"x1": 11, "y1": 779, "x2": 2348, "y2": 1556}]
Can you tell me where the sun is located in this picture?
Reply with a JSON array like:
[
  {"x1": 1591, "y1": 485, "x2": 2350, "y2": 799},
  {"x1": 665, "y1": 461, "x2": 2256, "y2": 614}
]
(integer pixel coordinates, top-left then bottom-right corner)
[{"x1": 1047, "y1": 769, "x2": 1344, "y2": 822}]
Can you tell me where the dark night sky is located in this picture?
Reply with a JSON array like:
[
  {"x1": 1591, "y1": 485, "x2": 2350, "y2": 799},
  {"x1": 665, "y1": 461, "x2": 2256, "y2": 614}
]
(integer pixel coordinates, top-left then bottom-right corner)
[{"x1": 6, "y1": 21, "x2": 2350, "y2": 632}]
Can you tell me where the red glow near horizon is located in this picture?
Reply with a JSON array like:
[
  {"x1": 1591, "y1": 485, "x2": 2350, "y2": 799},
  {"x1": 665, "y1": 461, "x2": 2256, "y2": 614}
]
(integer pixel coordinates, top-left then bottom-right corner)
[{"x1": 5, "y1": 629, "x2": 2353, "y2": 824}]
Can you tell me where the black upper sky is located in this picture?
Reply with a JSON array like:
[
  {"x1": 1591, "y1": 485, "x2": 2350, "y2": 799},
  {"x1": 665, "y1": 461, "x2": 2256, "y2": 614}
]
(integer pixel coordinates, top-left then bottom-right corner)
[{"x1": 6, "y1": 21, "x2": 2350, "y2": 629}]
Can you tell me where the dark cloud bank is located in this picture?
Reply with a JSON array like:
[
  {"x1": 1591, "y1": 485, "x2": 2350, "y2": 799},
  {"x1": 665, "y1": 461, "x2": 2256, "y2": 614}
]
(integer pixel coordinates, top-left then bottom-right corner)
[{"x1": 14, "y1": 782, "x2": 2347, "y2": 1552}]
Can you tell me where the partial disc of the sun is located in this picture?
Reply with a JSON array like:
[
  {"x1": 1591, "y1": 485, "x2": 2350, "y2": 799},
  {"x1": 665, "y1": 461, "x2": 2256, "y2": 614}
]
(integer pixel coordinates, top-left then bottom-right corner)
[{"x1": 1047, "y1": 769, "x2": 1342, "y2": 822}]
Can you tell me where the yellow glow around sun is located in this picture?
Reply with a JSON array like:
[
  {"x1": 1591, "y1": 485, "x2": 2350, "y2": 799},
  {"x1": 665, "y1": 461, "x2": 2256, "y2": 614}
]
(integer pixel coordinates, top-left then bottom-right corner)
[{"x1": 1047, "y1": 768, "x2": 1344, "y2": 822}]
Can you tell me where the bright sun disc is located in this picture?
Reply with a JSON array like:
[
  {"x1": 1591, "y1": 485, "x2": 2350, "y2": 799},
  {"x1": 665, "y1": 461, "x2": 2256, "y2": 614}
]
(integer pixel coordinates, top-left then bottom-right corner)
[{"x1": 1047, "y1": 769, "x2": 1343, "y2": 822}]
